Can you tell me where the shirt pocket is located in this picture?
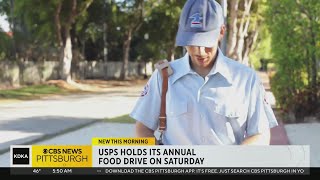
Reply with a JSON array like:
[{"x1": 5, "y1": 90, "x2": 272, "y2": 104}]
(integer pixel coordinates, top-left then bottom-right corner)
[
  {"x1": 213, "y1": 105, "x2": 242, "y2": 119},
  {"x1": 212, "y1": 103, "x2": 247, "y2": 128},
  {"x1": 211, "y1": 103, "x2": 246, "y2": 144},
  {"x1": 166, "y1": 100, "x2": 188, "y2": 118}
]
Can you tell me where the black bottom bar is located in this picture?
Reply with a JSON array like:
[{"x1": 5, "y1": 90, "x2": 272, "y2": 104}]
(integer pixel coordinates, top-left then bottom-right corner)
[{"x1": 0, "y1": 167, "x2": 318, "y2": 175}]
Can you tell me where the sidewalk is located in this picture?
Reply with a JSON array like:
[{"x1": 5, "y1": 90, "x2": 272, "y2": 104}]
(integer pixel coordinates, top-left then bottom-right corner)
[
  {"x1": 270, "y1": 121, "x2": 290, "y2": 145},
  {"x1": 285, "y1": 123, "x2": 320, "y2": 167}
]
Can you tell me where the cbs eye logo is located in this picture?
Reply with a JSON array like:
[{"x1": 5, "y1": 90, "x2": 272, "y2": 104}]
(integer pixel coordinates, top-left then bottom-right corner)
[{"x1": 11, "y1": 145, "x2": 31, "y2": 167}]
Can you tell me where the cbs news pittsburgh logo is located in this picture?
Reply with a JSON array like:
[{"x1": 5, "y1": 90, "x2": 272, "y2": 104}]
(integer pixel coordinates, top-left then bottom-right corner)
[
  {"x1": 10, "y1": 145, "x2": 32, "y2": 167},
  {"x1": 10, "y1": 145, "x2": 92, "y2": 168}
]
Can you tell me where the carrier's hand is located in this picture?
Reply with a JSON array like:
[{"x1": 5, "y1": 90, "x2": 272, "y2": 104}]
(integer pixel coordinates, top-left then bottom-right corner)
[{"x1": 241, "y1": 130, "x2": 271, "y2": 145}]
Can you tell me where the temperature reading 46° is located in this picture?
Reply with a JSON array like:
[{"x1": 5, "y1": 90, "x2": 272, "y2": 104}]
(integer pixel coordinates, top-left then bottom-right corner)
[{"x1": 33, "y1": 169, "x2": 41, "y2": 174}]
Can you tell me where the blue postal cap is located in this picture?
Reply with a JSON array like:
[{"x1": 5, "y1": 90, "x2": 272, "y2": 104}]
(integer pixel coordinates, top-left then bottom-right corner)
[{"x1": 175, "y1": 0, "x2": 224, "y2": 47}]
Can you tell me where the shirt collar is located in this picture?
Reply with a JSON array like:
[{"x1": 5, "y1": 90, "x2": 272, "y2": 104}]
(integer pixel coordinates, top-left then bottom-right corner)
[
  {"x1": 170, "y1": 53, "x2": 192, "y2": 84},
  {"x1": 207, "y1": 48, "x2": 232, "y2": 83},
  {"x1": 170, "y1": 48, "x2": 232, "y2": 84}
]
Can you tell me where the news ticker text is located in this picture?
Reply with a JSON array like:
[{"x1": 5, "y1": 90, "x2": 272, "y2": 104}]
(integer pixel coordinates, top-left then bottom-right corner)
[{"x1": 10, "y1": 167, "x2": 310, "y2": 175}]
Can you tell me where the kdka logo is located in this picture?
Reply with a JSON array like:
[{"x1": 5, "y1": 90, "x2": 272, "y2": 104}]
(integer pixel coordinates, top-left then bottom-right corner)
[{"x1": 12, "y1": 147, "x2": 30, "y2": 165}]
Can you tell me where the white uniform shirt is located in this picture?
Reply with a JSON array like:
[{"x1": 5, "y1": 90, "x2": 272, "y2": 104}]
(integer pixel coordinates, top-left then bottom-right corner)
[{"x1": 130, "y1": 49, "x2": 278, "y2": 145}]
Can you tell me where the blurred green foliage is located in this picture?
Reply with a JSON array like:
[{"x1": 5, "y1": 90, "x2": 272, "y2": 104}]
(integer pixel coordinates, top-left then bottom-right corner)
[{"x1": 265, "y1": 0, "x2": 320, "y2": 121}]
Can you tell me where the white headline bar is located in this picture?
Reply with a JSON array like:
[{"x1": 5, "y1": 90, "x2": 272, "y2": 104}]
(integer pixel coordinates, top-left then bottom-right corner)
[{"x1": 92, "y1": 145, "x2": 310, "y2": 167}]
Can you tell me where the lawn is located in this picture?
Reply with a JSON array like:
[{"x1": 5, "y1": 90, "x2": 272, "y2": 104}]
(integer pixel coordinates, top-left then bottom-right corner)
[
  {"x1": 0, "y1": 84, "x2": 71, "y2": 100},
  {"x1": 103, "y1": 114, "x2": 135, "y2": 124}
]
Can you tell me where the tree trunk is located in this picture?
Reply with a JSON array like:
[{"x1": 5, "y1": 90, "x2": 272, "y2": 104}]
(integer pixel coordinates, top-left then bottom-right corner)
[
  {"x1": 60, "y1": 0, "x2": 76, "y2": 83},
  {"x1": 61, "y1": 30, "x2": 73, "y2": 83},
  {"x1": 54, "y1": 1, "x2": 63, "y2": 47},
  {"x1": 103, "y1": 20, "x2": 108, "y2": 79},
  {"x1": 243, "y1": 29, "x2": 258, "y2": 66},
  {"x1": 121, "y1": 29, "x2": 132, "y2": 80},
  {"x1": 220, "y1": 0, "x2": 228, "y2": 54},
  {"x1": 10, "y1": 0, "x2": 17, "y2": 58},
  {"x1": 234, "y1": 0, "x2": 253, "y2": 63},
  {"x1": 103, "y1": 0, "x2": 109, "y2": 79},
  {"x1": 54, "y1": 1, "x2": 65, "y2": 81},
  {"x1": 144, "y1": 61, "x2": 148, "y2": 79},
  {"x1": 119, "y1": 0, "x2": 144, "y2": 80},
  {"x1": 167, "y1": 43, "x2": 175, "y2": 61},
  {"x1": 226, "y1": 0, "x2": 239, "y2": 58}
]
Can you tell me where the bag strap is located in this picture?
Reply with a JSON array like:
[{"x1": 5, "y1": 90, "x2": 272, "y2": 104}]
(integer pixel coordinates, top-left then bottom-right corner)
[
  {"x1": 159, "y1": 67, "x2": 168, "y2": 131},
  {"x1": 154, "y1": 60, "x2": 173, "y2": 144}
]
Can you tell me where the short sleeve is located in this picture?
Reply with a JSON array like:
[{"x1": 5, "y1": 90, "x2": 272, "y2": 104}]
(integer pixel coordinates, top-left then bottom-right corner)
[
  {"x1": 129, "y1": 69, "x2": 162, "y2": 131},
  {"x1": 246, "y1": 73, "x2": 279, "y2": 137}
]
